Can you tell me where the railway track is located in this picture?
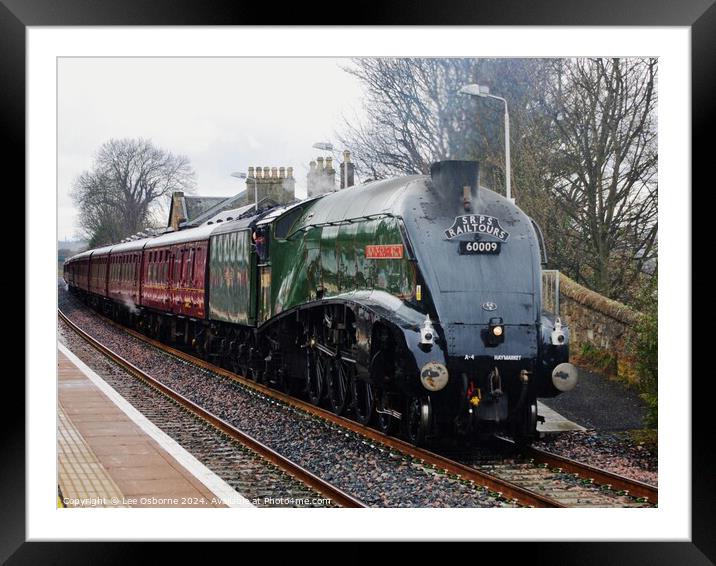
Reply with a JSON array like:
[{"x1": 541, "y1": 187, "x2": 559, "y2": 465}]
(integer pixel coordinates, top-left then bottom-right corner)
[
  {"x1": 450, "y1": 439, "x2": 656, "y2": 507},
  {"x1": 59, "y1": 309, "x2": 364, "y2": 509},
  {"x1": 60, "y1": 303, "x2": 658, "y2": 508},
  {"x1": 519, "y1": 442, "x2": 658, "y2": 505}
]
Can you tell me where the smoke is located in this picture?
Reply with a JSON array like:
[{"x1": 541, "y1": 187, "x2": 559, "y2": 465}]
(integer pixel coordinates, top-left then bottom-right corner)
[{"x1": 122, "y1": 296, "x2": 140, "y2": 315}]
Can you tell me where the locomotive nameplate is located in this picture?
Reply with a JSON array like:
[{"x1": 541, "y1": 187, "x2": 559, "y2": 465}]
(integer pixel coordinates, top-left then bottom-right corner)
[
  {"x1": 444, "y1": 215, "x2": 510, "y2": 241},
  {"x1": 365, "y1": 244, "x2": 404, "y2": 259},
  {"x1": 459, "y1": 241, "x2": 501, "y2": 255}
]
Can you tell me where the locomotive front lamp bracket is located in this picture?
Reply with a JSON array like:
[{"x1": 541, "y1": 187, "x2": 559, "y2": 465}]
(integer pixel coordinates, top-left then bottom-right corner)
[
  {"x1": 551, "y1": 317, "x2": 566, "y2": 346},
  {"x1": 420, "y1": 315, "x2": 436, "y2": 347}
]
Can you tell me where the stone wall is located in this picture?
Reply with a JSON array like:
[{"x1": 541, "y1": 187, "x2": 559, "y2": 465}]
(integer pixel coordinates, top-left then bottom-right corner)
[{"x1": 557, "y1": 274, "x2": 643, "y2": 383}]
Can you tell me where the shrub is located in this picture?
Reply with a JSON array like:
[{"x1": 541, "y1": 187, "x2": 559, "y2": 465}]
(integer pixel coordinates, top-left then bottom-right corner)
[
  {"x1": 632, "y1": 274, "x2": 658, "y2": 428},
  {"x1": 577, "y1": 342, "x2": 617, "y2": 376}
]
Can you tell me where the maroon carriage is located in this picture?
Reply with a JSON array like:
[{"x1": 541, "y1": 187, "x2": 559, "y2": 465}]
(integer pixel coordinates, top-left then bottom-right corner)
[{"x1": 140, "y1": 224, "x2": 213, "y2": 320}]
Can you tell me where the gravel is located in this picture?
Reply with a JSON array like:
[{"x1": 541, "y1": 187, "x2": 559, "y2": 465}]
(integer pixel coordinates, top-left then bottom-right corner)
[
  {"x1": 59, "y1": 282, "x2": 657, "y2": 504},
  {"x1": 533, "y1": 430, "x2": 658, "y2": 486},
  {"x1": 59, "y1": 285, "x2": 510, "y2": 508},
  {"x1": 60, "y1": 321, "x2": 332, "y2": 507}
]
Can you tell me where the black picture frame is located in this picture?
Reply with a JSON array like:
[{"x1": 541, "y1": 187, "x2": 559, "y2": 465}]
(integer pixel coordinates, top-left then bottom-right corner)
[{"x1": 7, "y1": 0, "x2": 707, "y2": 562}]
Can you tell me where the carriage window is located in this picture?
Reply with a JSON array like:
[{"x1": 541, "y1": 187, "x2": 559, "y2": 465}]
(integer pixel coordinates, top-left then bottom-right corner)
[
  {"x1": 193, "y1": 247, "x2": 201, "y2": 283},
  {"x1": 174, "y1": 251, "x2": 181, "y2": 282},
  {"x1": 186, "y1": 249, "x2": 191, "y2": 282}
]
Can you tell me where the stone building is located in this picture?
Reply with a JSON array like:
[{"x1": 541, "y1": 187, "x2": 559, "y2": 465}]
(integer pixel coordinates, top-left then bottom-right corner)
[
  {"x1": 307, "y1": 150, "x2": 356, "y2": 196},
  {"x1": 307, "y1": 156, "x2": 336, "y2": 197},
  {"x1": 246, "y1": 166, "x2": 295, "y2": 206},
  {"x1": 167, "y1": 151, "x2": 354, "y2": 231},
  {"x1": 167, "y1": 165, "x2": 295, "y2": 230}
]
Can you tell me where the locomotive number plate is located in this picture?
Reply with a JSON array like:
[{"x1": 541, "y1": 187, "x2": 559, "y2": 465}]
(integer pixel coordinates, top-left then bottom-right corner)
[{"x1": 459, "y1": 241, "x2": 501, "y2": 255}]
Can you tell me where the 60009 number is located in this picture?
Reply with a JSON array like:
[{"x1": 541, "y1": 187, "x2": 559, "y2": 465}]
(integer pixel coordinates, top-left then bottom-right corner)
[{"x1": 459, "y1": 241, "x2": 501, "y2": 255}]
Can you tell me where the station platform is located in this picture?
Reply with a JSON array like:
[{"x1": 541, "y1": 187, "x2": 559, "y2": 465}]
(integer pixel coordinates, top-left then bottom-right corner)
[
  {"x1": 537, "y1": 400, "x2": 587, "y2": 433},
  {"x1": 58, "y1": 345, "x2": 254, "y2": 508}
]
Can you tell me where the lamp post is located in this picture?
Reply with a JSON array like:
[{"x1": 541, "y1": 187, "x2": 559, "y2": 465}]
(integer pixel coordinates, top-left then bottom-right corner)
[
  {"x1": 230, "y1": 171, "x2": 258, "y2": 211},
  {"x1": 458, "y1": 83, "x2": 513, "y2": 202},
  {"x1": 312, "y1": 142, "x2": 334, "y2": 152}
]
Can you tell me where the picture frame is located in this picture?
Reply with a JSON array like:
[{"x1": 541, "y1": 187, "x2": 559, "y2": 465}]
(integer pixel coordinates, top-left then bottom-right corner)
[{"x1": 7, "y1": 0, "x2": 706, "y2": 561}]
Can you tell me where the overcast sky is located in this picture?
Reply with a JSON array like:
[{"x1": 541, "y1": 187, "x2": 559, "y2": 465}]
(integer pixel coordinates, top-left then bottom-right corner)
[{"x1": 58, "y1": 57, "x2": 366, "y2": 241}]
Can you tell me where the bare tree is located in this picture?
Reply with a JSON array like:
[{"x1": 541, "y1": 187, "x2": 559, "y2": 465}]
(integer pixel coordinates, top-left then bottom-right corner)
[
  {"x1": 541, "y1": 58, "x2": 658, "y2": 300},
  {"x1": 340, "y1": 57, "x2": 657, "y2": 303},
  {"x1": 338, "y1": 58, "x2": 550, "y2": 190},
  {"x1": 71, "y1": 138, "x2": 195, "y2": 247}
]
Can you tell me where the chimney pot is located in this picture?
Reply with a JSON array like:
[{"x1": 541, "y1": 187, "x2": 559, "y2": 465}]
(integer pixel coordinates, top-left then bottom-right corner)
[
  {"x1": 287, "y1": 166, "x2": 294, "y2": 178},
  {"x1": 279, "y1": 166, "x2": 286, "y2": 178},
  {"x1": 340, "y1": 150, "x2": 356, "y2": 189},
  {"x1": 271, "y1": 167, "x2": 278, "y2": 178}
]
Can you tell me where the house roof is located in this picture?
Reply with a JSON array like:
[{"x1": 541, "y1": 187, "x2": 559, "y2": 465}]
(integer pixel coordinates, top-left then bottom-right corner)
[
  {"x1": 184, "y1": 196, "x2": 229, "y2": 221},
  {"x1": 182, "y1": 190, "x2": 248, "y2": 227}
]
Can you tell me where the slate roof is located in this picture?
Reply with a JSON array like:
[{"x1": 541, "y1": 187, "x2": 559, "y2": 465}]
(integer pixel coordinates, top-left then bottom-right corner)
[
  {"x1": 184, "y1": 196, "x2": 229, "y2": 221},
  {"x1": 184, "y1": 190, "x2": 248, "y2": 227}
]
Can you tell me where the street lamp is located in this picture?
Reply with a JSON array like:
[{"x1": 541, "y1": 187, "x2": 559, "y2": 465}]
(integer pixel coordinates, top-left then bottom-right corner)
[
  {"x1": 312, "y1": 142, "x2": 334, "y2": 152},
  {"x1": 230, "y1": 171, "x2": 258, "y2": 212},
  {"x1": 459, "y1": 83, "x2": 513, "y2": 202}
]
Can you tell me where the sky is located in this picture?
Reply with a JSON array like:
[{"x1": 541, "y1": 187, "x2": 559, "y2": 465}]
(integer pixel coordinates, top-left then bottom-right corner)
[{"x1": 57, "y1": 57, "x2": 366, "y2": 241}]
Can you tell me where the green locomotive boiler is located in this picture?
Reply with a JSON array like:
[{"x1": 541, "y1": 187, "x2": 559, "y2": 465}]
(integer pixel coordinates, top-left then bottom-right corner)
[{"x1": 66, "y1": 160, "x2": 578, "y2": 445}]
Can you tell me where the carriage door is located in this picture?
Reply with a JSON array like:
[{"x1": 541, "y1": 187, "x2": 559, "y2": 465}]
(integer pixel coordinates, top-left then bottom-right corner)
[
  {"x1": 255, "y1": 227, "x2": 271, "y2": 323},
  {"x1": 172, "y1": 247, "x2": 183, "y2": 314}
]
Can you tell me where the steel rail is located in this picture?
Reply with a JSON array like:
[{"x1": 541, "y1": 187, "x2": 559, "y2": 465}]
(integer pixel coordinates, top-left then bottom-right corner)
[
  {"x1": 59, "y1": 309, "x2": 366, "y2": 509},
  {"x1": 490, "y1": 435, "x2": 658, "y2": 504},
  {"x1": 521, "y1": 444, "x2": 658, "y2": 504}
]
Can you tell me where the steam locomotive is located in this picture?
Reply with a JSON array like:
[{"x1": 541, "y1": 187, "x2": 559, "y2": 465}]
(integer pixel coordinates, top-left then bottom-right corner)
[{"x1": 64, "y1": 160, "x2": 577, "y2": 445}]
